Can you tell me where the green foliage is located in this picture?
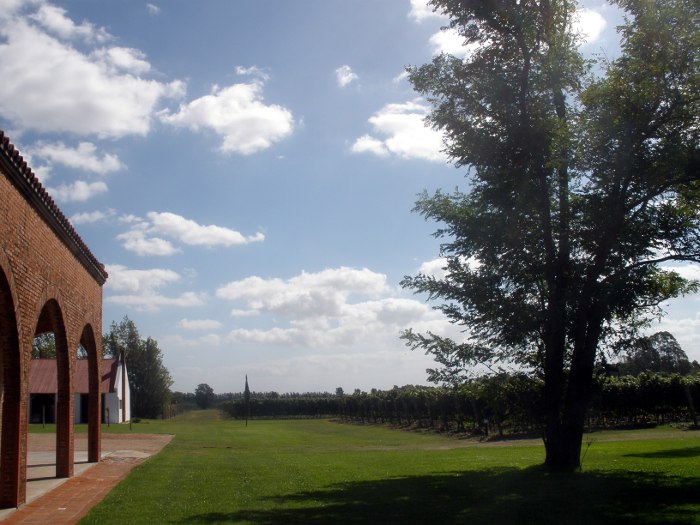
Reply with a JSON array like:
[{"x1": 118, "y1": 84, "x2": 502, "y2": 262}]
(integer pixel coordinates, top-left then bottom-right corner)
[
  {"x1": 31, "y1": 332, "x2": 56, "y2": 358},
  {"x1": 617, "y1": 331, "x2": 698, "y2": 376},
  {"x1": 102, "y1": 316, "x2": 141, "y2": 359},
  {"x1": 103, "y1": 316, "x2": 173, "y2": 419},
  {"x1": 194, "y1": 383, "x2": 216, "y2": 409},
  {"x1": 402, "y1": 0, "x2": 700, "y2": 468},
  {"x1": 32, "y1": 333, "x2": 88, "y2": 359},
  {"x1": 592, "y1": 372, "x2": 700, "y2": 425}
]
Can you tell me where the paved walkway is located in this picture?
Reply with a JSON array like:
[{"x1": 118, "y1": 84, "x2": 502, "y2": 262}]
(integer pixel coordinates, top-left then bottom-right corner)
[{"x1": 0, "y1": 435, "x2": 172, "y2": 524}]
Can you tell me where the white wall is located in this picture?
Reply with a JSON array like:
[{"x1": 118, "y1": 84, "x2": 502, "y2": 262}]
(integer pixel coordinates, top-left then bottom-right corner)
[
  {"x1": 114, "y1": 359, "x2": 131, "y2": 422},
  {"x1": 103, "y1": 392, "x2": 120, "y2": 424}
]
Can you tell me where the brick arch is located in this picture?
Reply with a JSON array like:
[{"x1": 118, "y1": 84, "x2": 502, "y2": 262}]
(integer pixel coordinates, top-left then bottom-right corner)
[
  {"x1": 79, "y1": 323, "x2": 101, "y2": 463},
  {"x1": 34, "y1": 298, "x2": 74, "y2": 479},
  {"x1": 0, "y1": 131, "x2": 107, "y2": 507},
  {"x1": 0, "y1": 260, "x2": 21, "y2": 508}
]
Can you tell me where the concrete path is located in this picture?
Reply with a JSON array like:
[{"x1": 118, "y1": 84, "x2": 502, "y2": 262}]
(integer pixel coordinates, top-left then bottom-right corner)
[{"x1": 0, "y1": 434, "x2": 172, "y2": 524}]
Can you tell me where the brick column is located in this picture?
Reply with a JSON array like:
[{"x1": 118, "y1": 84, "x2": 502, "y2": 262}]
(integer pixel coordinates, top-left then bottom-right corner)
[{"x1": 88, "y1": 350, "x2": 101, "y2": 463}]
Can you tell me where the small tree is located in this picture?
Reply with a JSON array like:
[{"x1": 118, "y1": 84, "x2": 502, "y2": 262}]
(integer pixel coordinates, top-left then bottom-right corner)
[
  {"x1": 194, "y1": 383, "x2": 216, "y2": 409},
  {"x1": 244, "y1": 375, "x2": 251, "y2": 426}
]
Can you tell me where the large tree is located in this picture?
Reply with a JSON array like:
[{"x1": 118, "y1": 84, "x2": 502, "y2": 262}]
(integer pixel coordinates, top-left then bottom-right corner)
[
  {"x1": 402, "y1": 0, "x2": 699, "y2": 469},
  {"x1": 103, "y1": 317, "x2": 173, "y2": 419},
  {"x1": 194, "y1": 383, "x2": 216, "y2": 409},
  {"x1": 618, "y1": 331, "x2": 695, "y2": 376}
]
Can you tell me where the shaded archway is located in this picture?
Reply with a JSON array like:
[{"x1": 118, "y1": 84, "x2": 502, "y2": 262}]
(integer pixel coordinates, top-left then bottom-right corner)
[
  {"x1": 80, "y1": 324, "x2": 101, "y2": 463},
  {"x1": 35, "y1": 300, "x2": 73, "y2": 479},
  {"x1": 0, "y1": 265, "x2": 21, "y2": 507}
]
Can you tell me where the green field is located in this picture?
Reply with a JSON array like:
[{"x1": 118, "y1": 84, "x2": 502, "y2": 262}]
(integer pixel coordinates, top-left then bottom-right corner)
[{"x1": 76, "y1": 411, "x2": 700, "y2": 524}]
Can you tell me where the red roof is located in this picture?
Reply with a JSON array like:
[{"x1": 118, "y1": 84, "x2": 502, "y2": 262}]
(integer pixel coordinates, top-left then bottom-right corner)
[{"x1": 30, "y1": 359, "x2": 117, "y2": 394}]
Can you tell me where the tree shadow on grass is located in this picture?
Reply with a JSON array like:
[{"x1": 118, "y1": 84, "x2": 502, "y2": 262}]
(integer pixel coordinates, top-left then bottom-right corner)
[
  {"x1": 624, "y1": 446, "x2": 700, "y2": 459},
  {"x1": 178, "y1": 467, "x2": 700, "y2": 525}
]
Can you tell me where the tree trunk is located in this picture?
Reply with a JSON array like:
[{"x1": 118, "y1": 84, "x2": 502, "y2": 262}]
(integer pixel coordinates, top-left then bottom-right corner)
[{"x1": 544, "y1": 301, "x2": 603, "y2": 470}]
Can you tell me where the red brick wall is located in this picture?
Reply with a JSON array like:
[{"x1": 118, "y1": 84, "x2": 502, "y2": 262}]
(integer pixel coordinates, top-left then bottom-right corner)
[{"x1": 0, "y1": 165, "x2": 104, "y2": 507}]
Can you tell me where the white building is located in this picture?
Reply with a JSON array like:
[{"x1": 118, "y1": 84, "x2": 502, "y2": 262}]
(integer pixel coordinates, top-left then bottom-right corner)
[{"x1": 29, "y1": 356, "x2": 131, "y2": 424}]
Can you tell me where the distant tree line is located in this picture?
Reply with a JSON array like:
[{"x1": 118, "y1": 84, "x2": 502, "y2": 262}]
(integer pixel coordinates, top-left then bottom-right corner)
[
  {"x1": 219, "y1": 373, "x2": 699, "y2": 435},
  {"x1": 218, "y1": 332, "x2": 699, "y2": 434},
  {"x1": 220, "y1": 391, "x2": 344, "y2": 420},
  {"x1": 197, "y1": 331, "x2": 700, "y2": 434}
]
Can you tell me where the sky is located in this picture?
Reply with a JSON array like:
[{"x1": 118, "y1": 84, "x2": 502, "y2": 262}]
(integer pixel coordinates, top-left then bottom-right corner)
[{"x1": 1, "y1": 0, "x2": 698, "y2": 394}]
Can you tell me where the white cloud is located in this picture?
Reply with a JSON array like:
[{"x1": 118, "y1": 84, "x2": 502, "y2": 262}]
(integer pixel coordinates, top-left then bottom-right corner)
[
  {"x1": 217, "y1": 267, "x2": 389, "y2": 319},
  {"x1": 0, "y1": 6, "x2": 184, "y2": 138},
  {"x1": 231, "y1": 308, "x2": 259, "y2": 318},
  {"x1": 117, "y1": 228, "x2": 180, "y2": 256},
  {"x1": 408, "y1": 0, "x2": 443, "y2": 22},
  {"x1": 70, "y1": 209, "x2": 115, "y2": 225},
  {"x1": 225, "y1": 296, "x2": 445, "y2": 350},
  {"x1": 216, "y1": 266, "x2": 456, "y2": 352},
  {"x1": 335, "y1": 65, "x2": 358, "y2": 87},
  {"x1": 108, "y1": 291, "x2": 204, "y2": 311},
  {"x1": 352, "y1": 99, "x2": 445, "y2": 162},
  {"x1": 351, "y1": 135, "x2": 389, "y2": 157},
  {"x1": 48, "y1": 180, "x2": 107, "y2": 202},
  {"x1": 117, "y1": 212, "x2": 263, "y2": 256},
  {"x1": 235, "y1": 65, "x2": 270, "y2": 82},
  {"x1": 417, "y1": 256, "x2": 481, "y2": 280},
  {"x1": 178, "y1": 318, "x2": 223, "y2": 331},
  {"x1": 429, "y1": 28, "x2": 480, "y2": 59},
  {"x1": 106, "y1": 264, "x2": 181, "y2": 294},
  {"x1": 662, "y1": 264, "x2": 700, "y2": 283},
  {"x1": 91, "y1": 46, "x2": 152, "y2": 75},
  {"x1": 29, "y1": 3, "x2": 109, "y2": 42},
  {"x1": 573, "y1": 8, "x2": 607, "y2": 46},
  {"x1": 147, "y1": 212, "x2": 265, "y2": 247},
  {"x1": 393, "y1": 70, "x2": 410, "y2": 84},
  {"x1": 31, "y1": 141, "x2": 123, "y2": 174},
  {"x1": 105, "y1": 263, "x2": 205, "y2": 312},
  {"x1": 419, "y1": 257, "x2": 448, "y2": 280},
  {"x1": 20, "y1": 151, "x2": 51, "y2": 182},
  {"x1": 160, "y1": 79, "x2": 294, "y2": 155},
  {"x1": 146, "y1": 3, "x2": 160, "y2": 15}
]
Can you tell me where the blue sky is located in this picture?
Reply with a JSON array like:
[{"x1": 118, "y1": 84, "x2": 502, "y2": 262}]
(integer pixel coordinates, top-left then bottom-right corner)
[{"x1": 1, "y1": 0, "x2": 697, "y2": 394}]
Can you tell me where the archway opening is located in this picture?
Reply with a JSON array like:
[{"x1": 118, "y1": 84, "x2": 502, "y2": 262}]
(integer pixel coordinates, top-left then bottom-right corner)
[
  {"x1": 30, "y1": 332, "x2": 56, "y2": 425},
  {"x1": 0, "y1": 267, "x2": 21, "y2": 508},
  {"x1": 33, "y1": 300, "x2": 72, "y2": 478}
]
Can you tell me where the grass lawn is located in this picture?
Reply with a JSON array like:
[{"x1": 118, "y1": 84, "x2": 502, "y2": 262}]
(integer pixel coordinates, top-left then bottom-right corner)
[{"x1": 74, "y1": 411, "x2": 700, "y2": 525}]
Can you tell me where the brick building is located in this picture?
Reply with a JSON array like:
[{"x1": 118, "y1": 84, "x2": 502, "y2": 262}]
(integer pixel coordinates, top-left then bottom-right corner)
[{"x1": 0, "y1": 130, "x2": 107, "y2": 508}]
